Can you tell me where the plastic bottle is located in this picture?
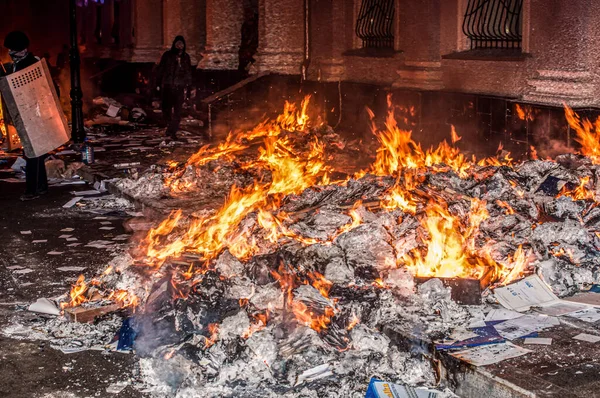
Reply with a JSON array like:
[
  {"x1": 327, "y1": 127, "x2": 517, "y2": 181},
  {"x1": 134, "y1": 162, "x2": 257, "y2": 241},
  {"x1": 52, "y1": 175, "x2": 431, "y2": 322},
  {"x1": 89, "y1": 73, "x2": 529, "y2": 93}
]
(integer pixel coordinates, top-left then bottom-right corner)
[{"x1": 81, "y1": 139, "x2": 95, "y2": 165}]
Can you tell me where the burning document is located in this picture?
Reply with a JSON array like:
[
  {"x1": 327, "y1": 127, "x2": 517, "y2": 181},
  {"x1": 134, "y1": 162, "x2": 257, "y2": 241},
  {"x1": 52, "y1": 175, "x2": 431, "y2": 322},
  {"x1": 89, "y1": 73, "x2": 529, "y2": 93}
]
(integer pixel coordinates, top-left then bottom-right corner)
[{"x1": 494, "y1": 275, "x2": 588, "y2": 315}]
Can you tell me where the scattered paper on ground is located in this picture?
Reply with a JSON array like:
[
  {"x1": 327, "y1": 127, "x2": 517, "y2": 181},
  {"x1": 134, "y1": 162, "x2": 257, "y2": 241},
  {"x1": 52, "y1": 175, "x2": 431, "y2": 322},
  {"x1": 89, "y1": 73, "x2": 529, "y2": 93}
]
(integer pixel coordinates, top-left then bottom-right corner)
[
  {"x1": 495, "y1": 275, "x2": 588, "y2": 315},
  {"x1": 493, "y1": 314, "x2": 559, "y2": 340},
  {"x1": 565, "y1": 307, "x2": 600, "y2": 323},
  {"x1": 451, "y1": 343, "x2": 532, "y2": 366},
  {"x1": 573, "y1": 333, "x2": 600, "y2": 343},
  {"x1": 523, "y1": 337, "x2": 552, "y2": 345}
]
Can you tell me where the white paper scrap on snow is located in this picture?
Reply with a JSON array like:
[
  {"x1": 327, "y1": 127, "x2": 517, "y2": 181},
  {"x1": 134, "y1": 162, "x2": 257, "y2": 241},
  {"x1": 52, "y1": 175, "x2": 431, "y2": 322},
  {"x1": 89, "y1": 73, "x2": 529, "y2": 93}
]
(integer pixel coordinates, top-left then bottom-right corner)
[
  {"x1": 72, "y1": 190, "x2": 101, "y2": 196},
  {"x1": 57, "y1": 266, "x2": 86, "y2": 272},
  {"x1": 20, "y1": 230, "x2": 32, "y2": 235},
  {"x1": 451, "y1": 342, "x2": 531, "y2": 366},
  {"x1": 14, "y1": 268, "x2": 34, "y2": 274},
  {"x1": 573, "y1": 333, "x2": 600, "y2": 343},
  {"x1": 100, "y1": 221, "x2": 112, "y2": 225},
  {"x1": 99, "y1": 226, "x2": 115, "y2": 230},
  {"x1": 106, "y1": 104, "x2": 121, "y2": 117},
  {"x1": 494, "y1": 274, "x2": 589, "y2": 315},
  {"x1": 63, "y1": 196, "x2": 83, "y2": 208},
  {"x1": 106, "y1": 381, "x2": 129, "y2": 394},
  {"x1": 493, "y1": 314, "x2": 559, "y2": 340},
  {"x1": 524, "y1": 337, "x2": 552, "y2": 345},
  {"x1": 58, "y1": 234, "x2": 72, "y2": 239},
  {"x1": 28, "y1": 298, "x2": 60, "y2": 315},
  {"x1": 66, "y1": 237, "x2": 78, "y2": 242},
  {"x1": 565, "y1": 307, "x2": 600, "y2": 323}
]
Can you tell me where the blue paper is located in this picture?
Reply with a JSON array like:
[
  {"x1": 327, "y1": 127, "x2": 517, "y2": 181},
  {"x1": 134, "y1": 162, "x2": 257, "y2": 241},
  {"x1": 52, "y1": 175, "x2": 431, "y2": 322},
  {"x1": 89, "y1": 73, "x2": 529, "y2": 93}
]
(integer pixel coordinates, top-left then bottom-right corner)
[{"x1": 117, "y1": 317, "x2": 137, "y2": 351}]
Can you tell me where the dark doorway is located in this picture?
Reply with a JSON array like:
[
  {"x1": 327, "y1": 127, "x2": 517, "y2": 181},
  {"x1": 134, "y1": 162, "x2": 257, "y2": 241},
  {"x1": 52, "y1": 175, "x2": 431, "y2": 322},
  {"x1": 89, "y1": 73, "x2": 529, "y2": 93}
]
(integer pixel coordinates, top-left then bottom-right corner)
[{"x1": 239, "y1": 0, "x2": 259, "y2": 73}]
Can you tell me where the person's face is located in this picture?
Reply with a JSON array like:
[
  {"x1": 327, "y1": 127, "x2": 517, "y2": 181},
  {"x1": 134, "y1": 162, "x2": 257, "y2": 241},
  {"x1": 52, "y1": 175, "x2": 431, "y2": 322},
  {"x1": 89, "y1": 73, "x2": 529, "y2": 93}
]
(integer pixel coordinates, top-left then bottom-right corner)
[{"x1": 175, "y1": 41, "x2": 184, "y2": 51}]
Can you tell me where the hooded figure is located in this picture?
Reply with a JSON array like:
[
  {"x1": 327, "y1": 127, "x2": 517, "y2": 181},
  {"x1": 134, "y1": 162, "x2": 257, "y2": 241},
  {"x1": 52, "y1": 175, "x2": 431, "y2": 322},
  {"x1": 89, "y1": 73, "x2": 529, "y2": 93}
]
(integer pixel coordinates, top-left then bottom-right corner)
[
  {"x1": 2, "y1": 31, "x2": 47, "y2": 201},
  {"x1": 156, "y1": 35, "x2": 193, "y2": 139}
]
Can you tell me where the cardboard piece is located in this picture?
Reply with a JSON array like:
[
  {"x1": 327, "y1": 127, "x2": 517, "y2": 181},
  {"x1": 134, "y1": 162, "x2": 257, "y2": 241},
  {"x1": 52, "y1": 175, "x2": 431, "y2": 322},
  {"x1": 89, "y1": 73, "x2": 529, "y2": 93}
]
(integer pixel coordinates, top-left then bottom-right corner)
[
  {"x1": 0, "y1": 59, "x2": 70, "y2": 157},
  {"x1": 364, "y1": 378, "x2": 442, "y2": 398}
]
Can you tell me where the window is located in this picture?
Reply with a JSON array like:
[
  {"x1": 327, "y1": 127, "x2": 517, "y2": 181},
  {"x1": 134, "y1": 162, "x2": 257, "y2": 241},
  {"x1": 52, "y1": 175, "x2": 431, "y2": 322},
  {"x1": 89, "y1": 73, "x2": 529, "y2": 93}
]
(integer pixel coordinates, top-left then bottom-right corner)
[
  {"x1": 355, "y1": 0, "x2": 395, "y2": 49},
  {"x1": 463, "y1": 0, "x2": 523, "y2": 49}
]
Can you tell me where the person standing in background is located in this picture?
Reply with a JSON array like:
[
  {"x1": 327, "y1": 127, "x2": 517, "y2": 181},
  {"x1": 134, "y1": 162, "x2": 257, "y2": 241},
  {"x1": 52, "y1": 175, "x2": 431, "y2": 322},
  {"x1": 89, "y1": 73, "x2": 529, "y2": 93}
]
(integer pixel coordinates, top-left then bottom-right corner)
[
  {"x1": 156, "y1": 36, "x2": 193, "y2": 140},
  {"x1": 2, "y1": 31, "x2": 48, "y2": 201}
]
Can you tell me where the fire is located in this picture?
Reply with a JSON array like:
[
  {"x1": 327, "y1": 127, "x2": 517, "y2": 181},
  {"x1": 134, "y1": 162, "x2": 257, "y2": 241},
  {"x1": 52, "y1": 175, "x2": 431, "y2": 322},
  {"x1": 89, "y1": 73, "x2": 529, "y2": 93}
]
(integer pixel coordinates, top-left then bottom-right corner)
[
  {"x1": 558, "y1": 176, "x2": 596, "y2": 201},
  {"x1": 61, "y1": 274, "x2": 139, "y2": 310},
  {"x1": 204, "y1": 323, "x2": 219, "y2": 349},
  {"x1": 271, "y1": 263, "x2": 335, "y2": 333},
  {"x1": 496, "y1": 200, "x2": 516, "y2": 215},
  {"x1": 515, "y1": 104, "x2": 534, "y2": 122},
  {"x1": 62, "y1": 275, "x2": 88, "y2": 309},
  {"x1": 402, "y1": 200, "x2": 492, "y2": 279},
  {"x1": 564, "y1": 105, "x2": 600, "y2": 163},
  {"x1": 241, "y1": 311, "x2": 269, "y2": 339},
  {"x1": 107, "y1": 289, "x2": 139, "y2": 308},
  {"x1": 450, "y1": 125, "x2": 461, "y2": 144},
  {"x1": 495, "y1": 246, "x2": 532, "y2": 286},
  {"x1": 347, "y1": 313, "x2": 360, "y2": 331},
  {"x1": 552, "y1": 247, "x2": 577, "y2": 263},
  {"x1": 380, "y1": 171, "x2": 419, "y2": 214}
]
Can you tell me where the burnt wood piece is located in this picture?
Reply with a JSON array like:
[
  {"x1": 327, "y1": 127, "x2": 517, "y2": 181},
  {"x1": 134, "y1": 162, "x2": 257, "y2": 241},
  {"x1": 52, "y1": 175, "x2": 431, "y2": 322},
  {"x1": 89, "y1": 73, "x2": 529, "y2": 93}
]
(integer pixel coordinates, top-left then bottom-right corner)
[
  {"x1": 65, "y1": 303, "x2": 121, "y2": 323},
  {"x1": 415, "y1": 268, "x2": 493, "y2": 305}
]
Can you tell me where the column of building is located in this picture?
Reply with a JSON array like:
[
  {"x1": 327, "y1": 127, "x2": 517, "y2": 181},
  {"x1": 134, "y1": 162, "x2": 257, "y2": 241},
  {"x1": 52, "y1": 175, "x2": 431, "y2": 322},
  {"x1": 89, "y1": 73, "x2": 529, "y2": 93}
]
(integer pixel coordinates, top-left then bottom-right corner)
[
  {"x1": 253, "y1": 0, "x2": 305, "y2": 75},
  {"x1": 197, "y1": 0, "x2": 243, "y2": 69},
  {"x1": 393, "y1": 0, "x2": 444, "y2": 90},
  {"x1": 524, "y1": 0, "x2": 600, "y2": 107}
]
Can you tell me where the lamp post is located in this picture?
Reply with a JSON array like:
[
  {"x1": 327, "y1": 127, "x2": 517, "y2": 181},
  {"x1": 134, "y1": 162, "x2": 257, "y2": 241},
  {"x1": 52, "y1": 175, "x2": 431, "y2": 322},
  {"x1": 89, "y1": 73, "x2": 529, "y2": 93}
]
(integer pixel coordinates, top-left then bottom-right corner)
[{"x1": 69, "y1": 0, "x2": 85, "y2": 144}]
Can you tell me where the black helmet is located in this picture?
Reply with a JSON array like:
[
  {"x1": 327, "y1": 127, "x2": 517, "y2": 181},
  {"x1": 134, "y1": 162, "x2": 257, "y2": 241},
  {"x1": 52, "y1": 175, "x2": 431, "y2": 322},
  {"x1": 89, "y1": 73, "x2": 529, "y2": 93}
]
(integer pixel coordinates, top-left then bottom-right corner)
[{"x1": 4, "y1": 31, "x2": 30, "y2": 52}]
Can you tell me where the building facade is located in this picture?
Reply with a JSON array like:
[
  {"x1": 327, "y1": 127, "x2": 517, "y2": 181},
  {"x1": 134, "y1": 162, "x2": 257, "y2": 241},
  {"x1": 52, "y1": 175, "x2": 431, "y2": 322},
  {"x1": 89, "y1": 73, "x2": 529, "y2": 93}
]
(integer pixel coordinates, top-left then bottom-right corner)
[{"x1": 78, "y1": 0, "x2": 600, "y2": 108}]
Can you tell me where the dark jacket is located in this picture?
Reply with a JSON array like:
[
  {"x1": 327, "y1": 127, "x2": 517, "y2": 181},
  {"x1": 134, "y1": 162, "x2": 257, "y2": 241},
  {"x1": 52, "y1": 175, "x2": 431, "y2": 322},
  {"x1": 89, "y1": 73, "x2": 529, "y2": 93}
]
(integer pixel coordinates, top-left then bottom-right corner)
[
  {"x1": 0, "y1": 52, "x2": 39, "y2": 77},
  {"x1": 156, "y1": 36, "x2": 193, "y2": 88}
]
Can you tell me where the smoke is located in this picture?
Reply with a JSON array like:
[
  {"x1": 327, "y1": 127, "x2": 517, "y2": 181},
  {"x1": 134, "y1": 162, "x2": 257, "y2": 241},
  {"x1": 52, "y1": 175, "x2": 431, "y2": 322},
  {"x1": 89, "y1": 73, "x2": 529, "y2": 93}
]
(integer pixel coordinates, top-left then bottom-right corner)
[{"x1": 529, "y1": 112, "x2": 576, "y2": 160}]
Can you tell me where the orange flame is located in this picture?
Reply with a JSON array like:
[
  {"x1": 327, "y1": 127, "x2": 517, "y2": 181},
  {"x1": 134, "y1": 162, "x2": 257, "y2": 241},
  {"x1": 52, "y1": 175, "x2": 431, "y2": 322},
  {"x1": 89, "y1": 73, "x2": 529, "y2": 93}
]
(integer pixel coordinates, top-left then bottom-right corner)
[
  {"x1": 558, "y1": 176, "x2": 596, "y2": 201},
  {"x1": 564, "y1": 105, "x2": 600, "y2": 163}
]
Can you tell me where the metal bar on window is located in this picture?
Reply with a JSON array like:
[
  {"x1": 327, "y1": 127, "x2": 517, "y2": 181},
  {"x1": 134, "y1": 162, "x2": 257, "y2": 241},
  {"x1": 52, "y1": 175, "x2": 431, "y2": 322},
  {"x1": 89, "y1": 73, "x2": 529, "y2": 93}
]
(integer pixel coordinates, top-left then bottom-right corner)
[
  {"x1": 462, "y1": 0, "x2": 523, "y2": 49},
  {"x1": 355, "y1": 0, "x2": 395, "y2": 49}
]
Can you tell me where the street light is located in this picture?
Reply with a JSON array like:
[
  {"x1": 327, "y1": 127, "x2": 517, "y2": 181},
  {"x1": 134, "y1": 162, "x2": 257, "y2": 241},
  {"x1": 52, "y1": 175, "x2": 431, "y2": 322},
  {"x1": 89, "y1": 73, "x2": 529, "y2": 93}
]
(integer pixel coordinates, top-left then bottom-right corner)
[{"x1": 69, "y1": 0, "x2": 85, "y2": 144}]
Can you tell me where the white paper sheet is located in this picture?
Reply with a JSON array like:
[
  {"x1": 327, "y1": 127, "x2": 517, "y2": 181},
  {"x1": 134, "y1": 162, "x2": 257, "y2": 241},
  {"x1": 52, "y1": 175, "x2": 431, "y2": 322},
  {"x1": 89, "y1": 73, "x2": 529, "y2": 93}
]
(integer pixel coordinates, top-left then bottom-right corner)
[
  {"x1": 485, "y1": 308, "x2": 524, "y2": 321},
  {"x1": 451, "y1": 342, "x2": 531, "y2": 366},
  {"x1": 567, "y1": 307, "x2": 600, "y2": 323},
  {"x1": 573, "y1": 333, "x2": 600, "y2": 343},
  {"x1": 494, "y1": 275, "x2": 589, "y2": 315},
  {"x1": 523, "y1": 337, "x2": 552, "y2": 345},
  {"x1": 62, "y1": 196, "x2": 83, "y2": 208},
  {"x1": 493, "y1": 314, "x2": 559, "y2": 340}
]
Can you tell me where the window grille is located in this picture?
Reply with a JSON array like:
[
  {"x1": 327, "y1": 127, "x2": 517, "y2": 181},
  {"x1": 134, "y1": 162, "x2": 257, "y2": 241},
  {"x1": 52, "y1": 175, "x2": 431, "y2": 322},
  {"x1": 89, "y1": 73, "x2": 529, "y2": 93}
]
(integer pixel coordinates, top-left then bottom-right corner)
[
  {"x1": 462, "y1": 0, "x2": 523, "y2": 49},
  {"x1": 355, "y1": 0, "x2": 395, "y2": 49}
]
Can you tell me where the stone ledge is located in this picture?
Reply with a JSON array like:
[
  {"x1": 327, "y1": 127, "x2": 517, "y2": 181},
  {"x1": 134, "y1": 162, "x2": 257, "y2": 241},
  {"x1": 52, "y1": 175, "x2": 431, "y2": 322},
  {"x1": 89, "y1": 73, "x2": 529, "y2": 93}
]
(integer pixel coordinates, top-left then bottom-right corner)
[{"x1": 442, "y1": 49, "x2": 530, "y2": 62}]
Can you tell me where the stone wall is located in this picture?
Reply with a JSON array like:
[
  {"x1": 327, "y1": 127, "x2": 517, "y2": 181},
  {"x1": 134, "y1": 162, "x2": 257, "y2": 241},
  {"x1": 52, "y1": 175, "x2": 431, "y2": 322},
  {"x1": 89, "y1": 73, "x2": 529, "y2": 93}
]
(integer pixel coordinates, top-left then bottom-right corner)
[{"x1": 72, "y1": 0, "x2": 600, "y2": 107}]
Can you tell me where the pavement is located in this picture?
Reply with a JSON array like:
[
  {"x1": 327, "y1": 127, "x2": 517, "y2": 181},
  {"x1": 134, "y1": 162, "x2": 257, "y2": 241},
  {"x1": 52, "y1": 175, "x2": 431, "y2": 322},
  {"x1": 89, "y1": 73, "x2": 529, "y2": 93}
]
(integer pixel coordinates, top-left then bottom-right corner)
[{"x1": 0, "y1": 180, "x2": 146, "y2": 398}]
